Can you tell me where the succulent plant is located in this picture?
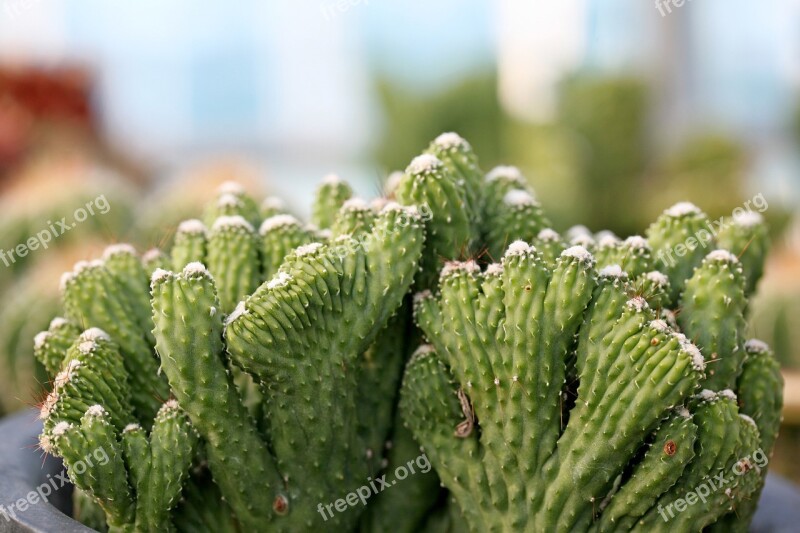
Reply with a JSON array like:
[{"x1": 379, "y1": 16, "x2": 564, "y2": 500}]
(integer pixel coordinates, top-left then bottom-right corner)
[{"x1": 32, "y1": 134, "x2": 782, "y2": 532}]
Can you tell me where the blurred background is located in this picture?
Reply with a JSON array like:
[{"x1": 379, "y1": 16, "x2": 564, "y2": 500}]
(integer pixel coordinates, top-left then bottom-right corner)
[{"x1": 0, "y1": 0, "x2": 799, "y2": 476}]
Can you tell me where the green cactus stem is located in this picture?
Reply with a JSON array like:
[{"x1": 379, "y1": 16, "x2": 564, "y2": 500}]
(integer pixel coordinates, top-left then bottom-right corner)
[
  {"x1": 595, "y1": 408, "x2": 697, "y2": 531},
  {"x1": 425, "y1": 132, "x2": 484, "y2": 241},
  {"x1": 710, "y1": 339, "x2": 784, "y2": 530},
  {"x1": 647, "y1": 202, "x2": 714, "y2": 304},
  {"x1": 260, "y1": 195, "x2": 289, "y2": 220},
  {"x1": 206, "y1": 215, "x2": 260, "y2": 313},
  {"x1": 202, "y1": 181, "x2": 261, "y2": 228},
  {"x1": 122, "y1": 400, "x2": 199, "y2": 532},
  {"x1": 395, "y1": 155, "x2": 472, "y2": 288},
  {"x1": 679, "y1": 249, "x2": 748, "y2": 390},
  {"x1": 404, "y1": 242, "x2": 706, "y2": 532},
  {"x1": 60, "y1": 259, "x2": 168, "y2": 421},
  {"x1": 716, "y1": 210, "x2": 770, "y2": 296},
  {"x1": 33, "y1": 317, "x2": 80, "y2": 378},
  {"x1": 49, "y1": 407, "x2": 136, "y2": 531},
  {"x1": 312, "y1": 174, "x2": 353, "y2": 229},
  {"x1": 223, "y1": 204, "x2": 424, "y2": 530},
  {"x1": 151, "y1": 264, "x2": 285, "y2": 530},
  {"x1": 637, "y1": 391, "x2": 762, "y2": 531},
  {"x1": 171, "y1": 219, "x2": 208, "y2": 271},
  {"x1": 259, "y1": 214, "x2": 318, "y2": 279},
  {"x1": 39, "y1": 329, "x2": 133, "y2": 435}
]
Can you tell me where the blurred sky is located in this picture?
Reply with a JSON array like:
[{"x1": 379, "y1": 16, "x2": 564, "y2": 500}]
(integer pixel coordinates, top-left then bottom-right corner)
[{"x1": 1, "y1": 0, "x2": 799, "y2": 205}]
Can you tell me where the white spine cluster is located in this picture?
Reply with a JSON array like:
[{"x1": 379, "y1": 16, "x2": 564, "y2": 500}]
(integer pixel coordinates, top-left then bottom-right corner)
[
  {"x1": 626, "y1": 297, "x2": 649, "y2": 312},
  {"x1": 733, "y1": 210, "x2": 763, "y2": 227},
  {"x1": 296, "y1": 242, "x2": 324, "y2": 257},
  {"x1": 260, "y1": 214, "x2": 300, "y2": 234},
  {"x1": 485, "y1": 263, "x2": 504, "y2": 276},
  {"x1": 745, "y1": 339, "x2": 769, "y2": 353},
  {"x1": 486, "y1": 165, "x2": 524, "y2": 183},
  {"x1": 739, "y1": 414, "x2": 757, "y2": 428},
  {"x1": 34, "y1": 331, "x2": 50, "y2": 350},
  {"x1": 407, "y1": 154, "x2": 443, "y2": 175},
  {"x1": 177, "y1": 219, "x2": 207, "y2": 235},
  {"x1": 503, "y1": 189, "x2": 536, "y2": 207},
  {"x1": 441, "y1": 260, "x2": 480, "y2": 277},
  {"x1": 504, "y1": 240, "x2": 536, "y2": 258},
  {"x1": 697, "y1": 389, "x2": 717, "y2": 402},
  {"x1": 151, "y1": 268, "x2": 172, "y2": 284},
  {"x1": 598, "y1": 264, "x2": 626, "y2": 279},
  {"x1": 217, "y1": 193, "x2": 242, "y2": 208},
  {"x1": 718, "y1": 389, "x2": 738, "y2": 401},
  {"x1": 645, "y1": 271, "x2": 669, "y2": 286},
  {"x1": 211, "y1": 215, "x2": 254, "y2": 233},
  {"x1": 86, "y1": 405, "x2": 107, "y2": 417},
  {"x1": 217, "y1": 181, "x2": 245, "y2": 195},
  {"x1": 413, "y1": 290, "x2": 433, "y2": 305},
  {"x1": 102, "y1": 243, "x2": 137, "y2": 259},
  {"x1": 434, "y1": 132, "x2": 468, "y2": 150},
  {"x1": 52, "y1": 421, "x2": 72, "y2": 437},
  {"x1": 342, "y1": 197, "x2": 370, "y2": 210},
  {"x1": 679, "y1": 341, "x2": 706, "y2": 372},
  {"x1": 267, "y1": 271, "x2": 292, "y2": 290},
  {"x1": 706, "y1": 249, "x2": 739, "y2": 263},
  {"x1": 81, "y1": 328, "x2": 110, "y2": 342},
  {"x1": 665, "y1": 202, "x2": 701, "y2": 217},
  {"x1": 562, "y1": 245, "x2": 594, "y2": 264},
  {"x1": 261, "y1": 196, "x2": 286, "y2": 211},
  {"x1": 225, "y1": 301, "x2": 248, "y2": 325},
  {"x1": 649, "y1": 319, "x2": 670, "y2": 333},
  {"x1": 321, "y1": 173, "x2": 342, "y2": 185},
  {"x1": 537, "y1": 228, "x2": 560, "y2": 242},
  {"x1": 182, "y1": 262, "x2": 211, "y2": 278},
  {"x1": 623, "y1": 235, "x2": 650, "y2": 250}
]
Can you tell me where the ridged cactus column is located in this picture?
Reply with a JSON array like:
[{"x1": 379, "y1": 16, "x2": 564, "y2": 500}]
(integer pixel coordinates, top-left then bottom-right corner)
[
  {"x1": 224, "y1": 204, "x2": 424, "y2": 530},
  {"x1": 151, "y1": 263, "x2": 285, "y2": 530},
  {"x1": 403, "y1": 242, "x2": 707, "y2": 532},
  {"x1": 679, "y1": 250, "x2": 747, "y2": 389}
]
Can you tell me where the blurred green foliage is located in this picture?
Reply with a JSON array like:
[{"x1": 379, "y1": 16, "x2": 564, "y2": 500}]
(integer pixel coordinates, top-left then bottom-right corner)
[
  {"x1": 374, "y1": 73, "x2": 506, "y2": 172},
  {"x1": 558, "y1": 75, "x2": 649, "y2": 234},
  {"x1": 374, "y1": 71, "x2": 790, "y2": 240}
]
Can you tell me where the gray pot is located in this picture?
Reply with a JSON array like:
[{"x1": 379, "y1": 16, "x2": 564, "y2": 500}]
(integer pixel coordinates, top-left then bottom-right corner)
[
  {"x1": 0, "y1": 410, "x2": 92, "y2": 532},
  {"x1": 1, "y1": 408, "x2": 799, "y2": 532}
]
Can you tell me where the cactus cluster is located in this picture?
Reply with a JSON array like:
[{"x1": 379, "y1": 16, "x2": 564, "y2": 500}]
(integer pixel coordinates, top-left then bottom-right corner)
[{"x1": 34, "y1": 133, "x2": 782, "y2": 532}]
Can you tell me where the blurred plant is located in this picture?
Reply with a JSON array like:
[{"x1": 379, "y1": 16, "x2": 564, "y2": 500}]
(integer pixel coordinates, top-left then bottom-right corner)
[
  {"x1": 749, "y1": 220, "x2": 800, "y2": 370},
  {"x1": 558, "y1": 74, "x2": 649, "y2": 235},
  {"x1": 374, "y1": 73, "x2": 506, "y2": 172},
  {"x1": 643, "y1": 134, "x2": 746, "y2": 222}
]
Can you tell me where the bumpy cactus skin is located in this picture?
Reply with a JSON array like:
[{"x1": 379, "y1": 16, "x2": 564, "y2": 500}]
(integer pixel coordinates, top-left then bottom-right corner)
[
  {"x1": 405, "y1": 242, "x2": 707, "y2": 531},
  {"x1": 679, "y1": 250, "x2": 747, "y2": 390},
  {"x1": 396, "y1": 154, "x2": 473, "y2": 288},
  {"x1": 647, "y1": 202, "x2": 713, "y2": 305},
  {"x1": 312, "y1": 174, "x2": 353, "y2": 229},
  {"x1": 716, "y1": 211, "x2": 770, "y2": 295},
  {"x1": 30, "y1": 138, "x2": 781, "y2": 533},
  {"x1": 222, "y1": 206, "x2": 424, "y2": 530},
  {"x1": 60, "y1": 261, "x2": 169, "y2": 422},
  {"x1": 151, "y1": 264, "x2": 284, "y2": 530}
]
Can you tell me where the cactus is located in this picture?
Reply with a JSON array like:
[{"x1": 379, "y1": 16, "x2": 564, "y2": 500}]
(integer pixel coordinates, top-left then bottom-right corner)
[
  {"x1": 400, "y1": 191, "x2": 779, "y2": 531},
  {"x1": 28, "y1": 137, "x2": 781, "y2": 532}
]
